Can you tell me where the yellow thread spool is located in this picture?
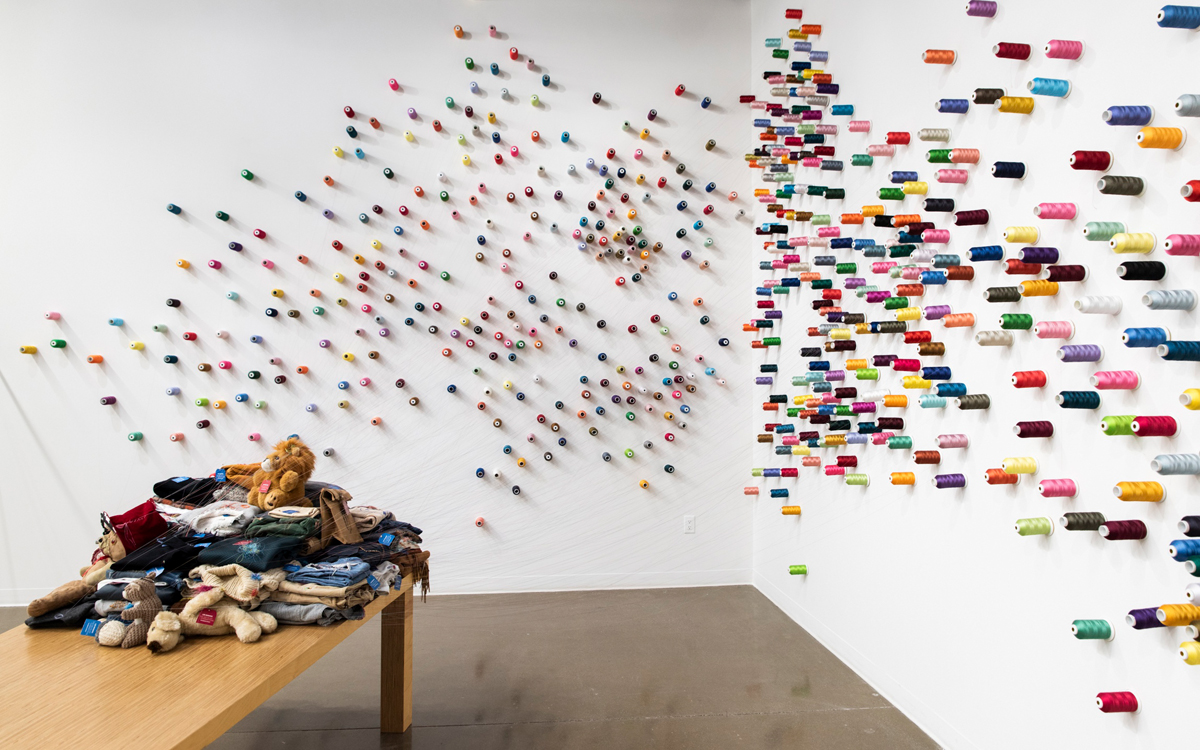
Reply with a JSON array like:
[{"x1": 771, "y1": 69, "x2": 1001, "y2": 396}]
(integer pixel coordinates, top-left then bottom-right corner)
[
  {"x1": 896, "y1": 307, "x2": 921, "y2": 321},
  {"x1": 855, "y1": 323, "x2": 871, "y2": 334},
  {"x1": 176, "y1": 259, "x2": 190, "y2": 269},
  {"x1": 332, "y1": 146, "x2": 344, "y2": 157},
  {"x1": 333, "y1": 272, "x2": 345, "y2": 282},
  {"x1": 903, "y1": 376, "x2": 933, "y2": 389},
  {"x1": 213, "y1": 400, "x2": 227, "y2": 409},
  {"x1": 1114, "y1": 481, "x2": 1164, "y2": 502},
  {"x1": 824, "y1": 435, "x2": 847, "y2": 446},
  {"x1": 996, "y1": 96, "x2": 1035, "y2": 114},
  {"x1": 1003, "y1": 226, "x2": 1039, "y2": 243},
  {"x1": 271, "y1": 289, "x2": 284, "y2": 298},
  {"x1": 791, "y1": 446, "x2": 811, "y2": 456},
  {"x1": 781, "y1": 506, "x2": 802, "y2": 515},
  {"x1": 19, "y1": 345, "x2": 37, "y2": 354},
  {"x1": 883, "y1": 395, "x2": 908, "y2": 407},
  {"x1": 342, "y1": 352, "x2": 355, "y2": 362},
  {"x1": 891, "y1": 472, "x2": 916, "y2": 485},
  {"x1": 845, "y1": 358, "x2": 868, "y2": 370},
  {"x1": 1137, "y1": 127, "x2": 1186, "y2": 150},
  {"x1": 1109, "y1": 233, "x2": 1156, "y2": 254},
  {"x1": 862, "y1": 204, "x2": 885, "y2": 217},
  {"x1": 1020, "y1": 280, "x2": 1060, "y2": 297},
  {"x1": 129, "y1": 341, "x2": 145, "y2": 350},
  {"x1": 1182, "y1": 389, "x2": 1200, "y2": 410},
  {"x1": 1001, "y1": 456, "x2": 1038, "y2": 474},
  {"x1": 1180, "y1": 641, "x2": 1200, "y2": 665},
  {"x1": 1158, "y1": 604, "x2": 1200, "y2": 627},
  {"x1": 830, "y1": 328, "x2": 853, "y2": 340},
  {"x1": 792, "y1": 396, "x2": 806, "y2": 405},
  {"x1": 902, "y1": 181, "x2": 928, "y2": 195},
  {"x1": 371, "y1": 240, "x2": 383, "y2": 250}
]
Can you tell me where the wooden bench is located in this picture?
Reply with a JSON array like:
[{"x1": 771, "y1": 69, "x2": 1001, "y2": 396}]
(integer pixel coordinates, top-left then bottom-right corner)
[{"x1": 0, "y1": 574, "x2": 413, "y2": 749}]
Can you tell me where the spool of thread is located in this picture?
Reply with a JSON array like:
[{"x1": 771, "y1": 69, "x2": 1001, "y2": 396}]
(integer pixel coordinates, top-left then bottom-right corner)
[
  {"x1": 933, "y1": 474, "x2": 966, "y2": 489},
  {"x1": 944, "y1": 313, "x2": 976, "y2": 328},
  {"x1": 845, "y1": 474, "x2": 869, "y2": 486},
  {"x1": 923, "y1": 49, "x2": 956, "y2": 64},
  {"x1": 1132, "y1": 416, "x2": 1178, "y2": 436},
  {"x1": 743, "y1": 487, "x2": 759, "y2": 495},
  {"x1": 966, "y1": 1, "x2": 997, "y2": 17},
  {"x1": 1061, "y1": 512, "x2": 1105, "y2": 531},
  {"x1": 888, "y1": 436, "x2": 913, "y2": 449},
  {"x1": 1014, "y1": 421, "x2": 1054, "y2": 438},
  {"x1": 993, "y1": 42, "x2": 1031, "y2": 60},
  {"x1": 956, "y1": 394, "x2": 990, "y2": 410},
  {"x1": 1097, "y1": 176, "x2": 1145, "y2": 196},
  {"x1": 937, "y1": 99, "x2": 970, "y2": 114},
  {"x1": 1127, "y1": 608, "x2": 1165, "y2": 629},
  {"x1": 972, "y1": 88, "x2": 1004, "y2": 105},
  {"x1": 1101, "y1": 415, "x2": 1136, "y2": 436},
  {"x1": 1003, "y1": 226, "x2": 1039, "y2": 244},
  {"x1": 919, "y1": 128, "x2": 951, "y2": 141},
  {"x1": 1184, "y1": 388, "x2": 1200, "y2": 408},
  {"x1": 1154, "y1": 454, "x2": 1200, "y2": 475},
  {"x1": 936, "y1": 434, "x2": 969, "y2": 448},
  {"x1": 1137, "y1": 127, "x2": 1186, "y2": 149},
  {"x1": 1057, "y1": 391, "x2": 1101, "y2": 409},
  {"x1": 1180, "y1": 642, "x2": 1200, "y2": 665},
  {"x1": 1027, "y1": 78, "x2": 1071, "y2": 97},
  {"x1": 789, "y1": 565, "x2": 808, "y2": 575},
  {"x1": 1070, "y1": 151, "x2": 1112, "y2": 172},
  {"x1": 1015, "y1": 517, "x2": 1054, "y2": 536},
  {"x1": 976, "y1": 331, "x2": 1014, "y2": 346},
  {"x1": 1117, "y1": 261, "x2": 1166, "y2": 281},
  {"x1": 1034, "y1": 321, "x2": 1074, "y2": 339},
  {"x1": 1103, "y1": 105, "x2": 1154, "y2": 126},
  {"x1": 1072, "y1": 620, "x2": 1113, "y2": 641},
  {"x1": 1082, "y1": 221, "x2": 1125, "y2": 240},
  {"x1": 1122, "y1": 327, "x2": 1170, "y2": 348},
  {"x1": 1110, "y1": 232, "x2": 1156, "y2": 254},
  {"x1": 1059, "y1": 344, "x2": 1103, "y2": 362},
  {"x1": 1091, "y1": 371, "x2": 1140, "y2": 390},
  {"x1": 992, "y1": 161, "x2": 1027, "y2": 179},
  {"x1": 1100, "y1": 520, "x2": 1148, "y2": 540},
  {"x1": 1160, "y1": 342, "x2": 1200, "y2": 361},
  {"x1": 1158, "y1": 604, "x2": 1200, "y2": 626},
  {"x1": 996, "y1": 96, "x2": 1035, "y2": 114},
  {"x1": 956, "y1": 210, "x2": 990, "y2": 226},
  {"x1": 781, "y1": 506, "x2": 802, "y2": 515},
  {"x1": 1165, "y1": 234, "x2": 1200, "y2": 255},
  {"x1": 1144, "y1": 290, "x2": 1198, "y2": 311},
  {"x1": 1177, "y1": 94, "x2": 1200, "y2": 117},
  {"x1": 891, "y1": 472, "x2": 916, "y2": 485},
  {"x1": 983, "y1": 467, "x2": 1020, "y2": 486},
  {"x1": 1074, "y1": 296, "x2": 1121, "y2": 315},
  {"x1": 913, "y1": 451, "x2": 941, "y2": 464},
  {"x1": 1170, "y1": 539, "x2": 1200, "y2": 560},
  {"x1": 984, "y1": 287, "x2": 1021, "y2": 302},
  {"x1": 1000, "y1": 313, "x2": 1033, "y2": 330},
  {"x1": 1002, "y1": 457, "x2": 1038, "y2": 474},
  {"x1": 1012, "y1": 371, "x2": 1047, "y2": 388},
  {"x1": 1045, "y1": 40, "x2": 1084, "y2": 59},
  {"x1": 1020, "y1": 280, "x2": 1058, "y2": 297},
  {"x1": 1179, "y1": 516, "x2": 1200, "y2": 535},
  {"x1": 1039, "y1": 479, "x2": 1077, "y2": 498},
  {"x1": 1113, "y1": 481, "x2": 1164, "y2": 502}
]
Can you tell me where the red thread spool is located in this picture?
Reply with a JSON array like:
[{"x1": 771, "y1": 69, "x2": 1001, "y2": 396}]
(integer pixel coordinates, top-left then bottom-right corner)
[
  {"x1": 812, "y1": 74, "x2": 832, "y2": 84},
  {"x1": 1014, "y1": 421, "x2": 1054, "y2": 438},
  {"x1": 896, "y1": 284, "x2": 924, "y2": 296},
  {"x1": 836, "y1": 456, "x2": 858, "y2": 467},
  {"x1": 913, "y1": 451, "x2": 941, "y2": 465},
  {"x1": 1099, "y1": 521, "x2": 1147, "y2": 541},
  {"x1": 822, "y1": 289, "x2": 842, "y2": 300},
  {"x1": 986, "y1": 468, "x2": 1020, "y2": 485},
  {"x1": 1069, "y1": 150, "x2": 1112, "y2": 171},
  {"x1": 1132, "y1": 416, "x2": 1177, "y2": 437},
  {"x1": 993, "y1": 42, "x2": 1031, "y2": 60},
  {"x1": 945, "y1": 266, "x2": 975, "y2": 281},
  {"x1": 1184, "y1": 180, "x2": 1200, "y2": 202},
  {"x1": 905, "y1": 331, "x2": 932, "y2": 344},
  {"x1": 785, "y1": 9, "x2": 803, "y2": 19},
  {"x1": 892, "y1": 359, "x2": 921, "y2": 371},
  {"x1": 886, "y1": 132, "x2": 911, "y2": 145},
  {"x1": 1004, "y1": 259, "x2": 1042, "y2": 275},
  {"x1": 1011, "y1": 371, "x2": 1047, "y2": 388},
  {"x1": 1096, "y1": 692, "x2": 1138, "y2": 713}
]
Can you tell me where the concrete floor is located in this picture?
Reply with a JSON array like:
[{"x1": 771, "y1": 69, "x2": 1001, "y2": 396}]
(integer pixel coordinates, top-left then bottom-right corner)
[{"x1": 0, "y1": 586, "x2": 937, "y2": 749}]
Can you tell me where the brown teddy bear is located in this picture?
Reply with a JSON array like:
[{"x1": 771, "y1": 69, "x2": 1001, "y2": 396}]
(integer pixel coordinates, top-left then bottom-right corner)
[
  {"x1": 145, "y1": 584, "x2": 278, "y2": 653},
  {"x1": 221, "y1": 437, "x2": 317, "y2": 511},
  {"x1": 96, "y1": 575, "x2": 163, "y2": 649}
]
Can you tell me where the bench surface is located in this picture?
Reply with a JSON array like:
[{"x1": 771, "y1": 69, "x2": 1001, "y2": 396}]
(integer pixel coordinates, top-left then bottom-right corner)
[{"x1": 0, "y1": 574, "x2": 413, "y2": 750}]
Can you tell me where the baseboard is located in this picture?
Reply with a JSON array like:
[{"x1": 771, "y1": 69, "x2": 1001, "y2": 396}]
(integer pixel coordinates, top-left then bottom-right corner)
[{"x1": 753, "y1": 571, "x2": 967, "y2": 750}]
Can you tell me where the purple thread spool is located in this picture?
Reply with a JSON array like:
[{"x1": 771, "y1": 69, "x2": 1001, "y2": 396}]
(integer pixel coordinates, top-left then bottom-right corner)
[
  {"x1": 966, "y1": 0, "x2": 997, "y2": 17},
  {"x1": 825, "y1": 370, "x2": 845, "y2": 382},
  {"x1": 934, "y1": 473, "x2": 967, "y2": 489},
  {"x1": 755, "y1": 377, "x2": 774, "y2": 385},
  {"x1": 764, "y1": 310, "x2": 783, "y2": 319},
  {"x1": 872, "y1": 354, "x2": 898, "y2": 367},
  {"x1": 1058, "y1": 344, "x2": 1103, "y2": 363},
  {"x1": 1020, "y1": 247, "x2": 1060, "y2": 264},
  {"x1": 1126, "y1": 608, "x2": 1166, "y2": 629},
  {"x1": 924, "y1": 305, "x2": 952, "y2": 320},
  {"x1": 845, "y1": 278, "x2": 866, "y2": 289}
]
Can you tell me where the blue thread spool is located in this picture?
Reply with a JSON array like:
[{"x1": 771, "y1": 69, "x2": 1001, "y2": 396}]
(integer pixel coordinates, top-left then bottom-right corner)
[
  {"x1": 354, "y1": 148, "x2": 365, "y2": 159},
  {"x1": 490, "y1": 63, "x2": 499, "y2": 75},
  {"x1": 1158, "y1": 5, "x2": 1200, "y2": 28},
  {"x1": 1123, "y1": 327, "x2": 1170, "y2": 348},
  {"x1": 503, "y1": 445, "x2": 512, "y2": 454},
  {"x1": 921, "y1": 271, "x2": 948, "y2": 285},
  {"x1": 250, "y1": 335, "x2": 263, "y2": 343},
  {"x1": 1028, "y1": 78, "x2": 1071, "y2": 98},
  {"x1": 937, "y1": 99, "x2": 970, "y2": 114},
  {"x1": 323, "y1": 209, "x2": 334, "y2": 219},
  {"x1": 1056, "y1": 391, "x2": 1101, "y2": 409},
  {"x1": 599, "y1": 165, "x2": 608, "y2": 176},
  {"x1": 166, "y1": 203, "x2": 181, "y2": 214},
  {"x1": 235, "y1": 393, "x2": 249, "y2": 402},
  {"x1": 770, "y1": 489, "x2": 789, "y2": 498},
  {"x1": 165, "y1": 387, "x2": 180, "y2": 395},
  {"x1": 108, "y1": 318, "x2": 124, "y2": 326},
  {"x1": 891, "y1": 171, "x2": 919, "y2": 183},
  {"x1": 561, "y1": 131, "x2": 570, "y2": 143},
  {"x1": 920, "y1": 395, "x2": 947, "y2": 408},
  {"x1": 831, "y1": 104, "x2": 853, "y2": 116},
  {"x1": 677, "y1": 201, "x2": 688, "y2": 211},
  {"x1": 1160, "y1": 341, "x2": 1200, "y2": 361},
  {"x1": 923, "y1": 367, "x2": 951, "y2": 380},
  {"x1": 294, "y1": 191, "x2": 306, "y2": 202},
  {"x1": 937, "y1": 383, "x2": 967, "y2": 398},
  {"x1": 1102, "y1": 105, "x2": 1154, "y2": 126},
  {"x1": 701, "y1": 97, "x2": 711, "y2": 108},
  {"x1": 992, "y1": 161, "x2": 1027, "y2": 179},
  {"x1": 970, "y1": 245, "x2": 1004, "y2": 262}
]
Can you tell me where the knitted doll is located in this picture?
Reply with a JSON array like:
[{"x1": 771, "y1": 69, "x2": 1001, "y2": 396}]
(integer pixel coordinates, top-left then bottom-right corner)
[{"x1": 96, "y1": 575, "x2": 162, "y2": 649}]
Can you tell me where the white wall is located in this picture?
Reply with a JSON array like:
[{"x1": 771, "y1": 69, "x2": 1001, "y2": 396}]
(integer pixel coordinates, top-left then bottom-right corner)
[
  {"x1": 0, "y1": 0, "x2": 753, "y2": 604},
  {"x1": 750, "y1": 1, "x2": 1200, "y2": 748}
]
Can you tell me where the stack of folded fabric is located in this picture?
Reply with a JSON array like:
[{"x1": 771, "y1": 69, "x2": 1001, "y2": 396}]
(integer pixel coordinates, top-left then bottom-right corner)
[{"x1": 24, "y1": 437, "x2": 429, "y2": 654}]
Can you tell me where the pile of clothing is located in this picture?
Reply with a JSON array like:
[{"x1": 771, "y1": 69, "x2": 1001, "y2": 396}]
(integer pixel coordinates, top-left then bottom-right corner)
[{"x1": 25, "y1": 469, "x2": 429, "y2": 654}]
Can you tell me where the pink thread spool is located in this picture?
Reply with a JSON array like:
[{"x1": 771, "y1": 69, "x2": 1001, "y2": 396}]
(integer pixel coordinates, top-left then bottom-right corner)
[
  {"x1": 866, "y1": 144, "x2": 894, "y2": 157},
  {"x1": 872, "y1": 261, "x2": 897, "y2": 274},
  {"x1": 1165, "y1": 234, "x2": 1200, "y2": 256},
  {"x1": 795, "y1": 86, "x2": 817, "y2": 96},
  {"x1": 1132, "y1": 416, "x2": 1177, "y2": 437},
  {"x1": 848, "y1": 120, "x2": 871, "y2": 133},
  {"x1": 872, "y1": 432, "x2": 895, "y2": 445},
  {"x1": 45, "y1": 311, "x2": 61, "y2": 320},
  {"x1": 248, "y1": 433, "x2": 261, "y2": 441},
  {"x1": 781, "y1": 436, "x2": 800, "y2": 445},
  {"x1": 767, "y1": 75, "x2": 786, "y2": 84},
  {"x1": 218, "y1": 360, "x2": 232, "y2": 370},
  {"x1": 892, "y1": 359, "x2": 922, "y2": 371},
  {"x1": 1034, "y1": 320, "x2": 1074, "y2": 339},
  {"x1": 1091, "y1": 370, "x2": 1140, "y2": 390},
  {"x1": 923, "y1": 229, "x2": 951, "y2": 243},
  {"x1": 801, "y1": 456, "x2": 822, "y2": 467},
  {"x1": 950, "y1": 148, "x2": 980, "y2": 164},
  {"x1": 744, "y1": 487, "x2": 760, "y2": 495},
  {"x1": 803, "y1": 157, "x2": 822, "y2": 168},
  {"x1": 1045, "y1": 40, "x2": 1084, "y2": 60},
  {"x1": 1038, "y1": 479, "x2": 1078, "y2": 498},
  {"x1": 809, "y1": 236, "x2": 829, "y2": 248},
  {"x1": 475, "y1": 517, "x2": 486, "y2": 527},
  {"x1": 208, "y1": 259, "x2": 222, "y2": 269},
  {"x1": 901, "y1": 267, "x2": 923, "y2": 280},
  {"x1": 936, "y1": 434, "x2": 970, "y2": 449},
  {"x1": 817, "y1": 227, "x2": 841, "y2": 238},
  {"x1": 1034, "y1": 202, "x2": 1077, "y2": 220},
  {"x1": 937, "y1": 169, "x2": 969, "y2": 184},
  {"x1": 388, "y1": 78, "x2": 399, "y2": 90},
  {"x1": 816, "y1": 124, "x2": 838, "y2": 135},
  {"x1": 824, "y1": 466, "x2": 846, "y2": 476},
  {"x1": 261, "y1": 259, "x2": 275, "y2": 269}
]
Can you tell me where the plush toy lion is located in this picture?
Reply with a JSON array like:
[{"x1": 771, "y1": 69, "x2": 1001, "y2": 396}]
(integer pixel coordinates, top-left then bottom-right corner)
[
  {"x1": 221, "y1": 437, "x2": 316, "y2": 511},
  {"x1": 145, "y1": 585, "x2": 277, "y2": 653}
]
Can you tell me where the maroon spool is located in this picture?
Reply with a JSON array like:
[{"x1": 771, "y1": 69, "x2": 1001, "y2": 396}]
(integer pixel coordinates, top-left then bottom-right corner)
[
  {"x1": 1014, "y1": 420, "x2": 1054, "y2": 438},
  {"x1": 1070, "y1": 150, "x2": 1112, "y2": 171},
  {"x1": 836, "y1": 456, "x2": 858, "y2": 467},
  {"x1": 994, "y1": 42, "x2": 1032, "y2": 60},
  {"x1": 1046, "y1": 265, "x2": 1088, "y2": 283},
  {"x1": 1099, "y1": 520, "x2": 1148, "y2": 541},
  {"x1": 877, "y1": 417, "x2": 904, "y2": 430},
  {"x1": 1132, "y1": 416, "x2": 1177, "y2": 437},
  {"x1": 954, "y1": 209, "x2": 990, "y2": 226}
]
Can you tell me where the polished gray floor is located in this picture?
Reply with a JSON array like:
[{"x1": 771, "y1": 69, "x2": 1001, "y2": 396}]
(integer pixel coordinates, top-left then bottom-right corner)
[{"x1": 0, "y1": 587, "x2": 937, "y2": 749}]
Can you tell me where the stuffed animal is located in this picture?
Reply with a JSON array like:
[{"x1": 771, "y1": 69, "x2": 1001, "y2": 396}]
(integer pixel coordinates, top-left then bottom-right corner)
[
  {"x1": 80, "y1": 501, "x2": 169, "y2": 584},
  {"x1": 145, "y1": 585, "x2": 277, "y2": 653},
  {"x1": 96, "y1": 575, "x2": 163, "y2": 649},
  {"x1": 27, "y1": 579, "x2": 96, "y2": 618},
  {"x1": 221, "y1": 437, "x2": 317, "y2": 511}
]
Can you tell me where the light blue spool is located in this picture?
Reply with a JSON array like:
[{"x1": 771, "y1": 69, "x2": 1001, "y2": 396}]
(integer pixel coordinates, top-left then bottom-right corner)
[{"x1": 1027, "y1": 77, "x2": 1071, "y2": 98}]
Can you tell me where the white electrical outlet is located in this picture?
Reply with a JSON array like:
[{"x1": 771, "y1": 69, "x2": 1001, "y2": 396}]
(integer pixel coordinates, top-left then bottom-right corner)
[{"x1": 684, "y1": 515, "x2": 696, "y2": 534}]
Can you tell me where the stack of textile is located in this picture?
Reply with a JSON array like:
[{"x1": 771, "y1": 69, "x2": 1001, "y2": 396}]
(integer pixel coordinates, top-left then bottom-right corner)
[{"x1": 24, "y1": 437, "x2": 429, "y2": 653}]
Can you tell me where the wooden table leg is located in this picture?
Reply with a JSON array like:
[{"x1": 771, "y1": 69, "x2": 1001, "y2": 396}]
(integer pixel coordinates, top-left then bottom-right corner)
[{"x1": 381, "y1": 585, "x2": 413, "y2": 733}]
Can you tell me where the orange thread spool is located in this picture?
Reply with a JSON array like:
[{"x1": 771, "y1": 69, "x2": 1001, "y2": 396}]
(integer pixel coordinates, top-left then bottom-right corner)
[
  {"x1": 946, "y1": 266, "x2": 975, "y2": 281},
  {"x1": 922, "y1": 49, "x2": 957, "y2": 65},
  {"x1": 802, "y1": 456, "x2": 822, "y2": 467},
  {"x1": 744, "y1": 487, "x2": 760, "y2": 495},
  {"x1": 883, "y1": 395, "x2": 908, "y2": 407},
  {"x1": 913, "y1": 450, "x2": 941, "y2": 464},
  {"x1": 841, "y1": 213, "x2": 865, "y2": 224},
  {"x1": 86, "y1": 355, "x2": 104, "y2": 364},
  {"x1": 943, "y1": 313, "x2": 976, "y2": 328},
  {"x1": 986, "y1": 468, "x2": 1020, "y2": 485},
  {"x1": 893, "y1": 214, "x2": 922, "y2": 227},
  {"x1": 896, "y1": 284, "x2": 924, "y2": 296},
  {"x1": 891, "y1": 472, "x2": 917, "y2": 485}
]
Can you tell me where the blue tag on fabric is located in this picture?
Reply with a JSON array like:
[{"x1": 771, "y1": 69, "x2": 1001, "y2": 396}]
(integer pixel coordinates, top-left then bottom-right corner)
[
  {"x1": 148, "y1": 567, "x2": 165, "y2": 578},
  {"x1": 80, "y1": 619, "x2": 101, "y2": 637},
  {"x1": 216, "y1": 469, "x2": 227, "y2": 482},
  {"x1": 379, "y1": 533, "x2": 396, "y2": 546},
  {"x1": 367, "y1": 575, "x2": 380, "y2": 590},
  {"x1": 283, "y1": 564, "x2": 301, "y2": 572},
  {"x1": 194, "y1": 543, "x2": 211, "y2": 548},
  {"x1": 171, "y1": 476, "x2": 189, "y2": 483}
]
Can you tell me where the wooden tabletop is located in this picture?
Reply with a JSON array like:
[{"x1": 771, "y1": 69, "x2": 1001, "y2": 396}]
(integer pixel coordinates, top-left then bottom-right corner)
[{"x1": 0, "y1": 575, "x2": 412, "y2": 750}]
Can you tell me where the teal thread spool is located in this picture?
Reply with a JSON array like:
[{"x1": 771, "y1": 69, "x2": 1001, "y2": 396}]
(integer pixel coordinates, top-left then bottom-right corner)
[
  {"x1": 772, "y1": 287, "x2": 789, "y2": 295},
  {"x1": 835, "y1": 262, "x2": 857, "y2": 274},
  {"x1": 884, "y1": 296, "x2": 910, "y2": 310},
  {"x1": 1100, "y1": 414, "x2": 1136, "y2": 436},
  {"x1": 1000, "y1": 313, "x2": 1033, "y2": 330},
  {"x1": 791, "y1": 376, "x2": 807, "y2": 386},
  {"x1": 845, "y1": 474, "x2": 869, "y2": 486},
  {"x1": 852, "y1": 154, "x2": 874, "y2": 166},
  {"x1": 1015, "y1": 517, "x2": 1054, "y2": 536},
  {"x1": 1083, "y1": 222, "x2": 1125, "y2": 242},
  {"x1": 856, "y1": 368, "x2": 879, "y2": 380},
  {"x1": 807, "y1": 185, "x2": 827, "y2": 196},
  {"x1": 889, "y1": 245, "x2": 915, "y2": 258},
  {"x1": 920, "y1": 395, "x2": 947, "y2": 408},
  {"x1": 445, "y1": 96, "x2": 455, "y2": 108},
  {"x1": 313, "y1": 306, "x2": 325, "y2": 315},
  {"x1": 789, "y1": 565, "x2": 808, "y2": 575},
  {"x1": 127, "y1": 432, "x2": 143, "y2": 441},
  {"x1": 927, "y1": 149, "x2": 952, "y2": 164},
  {"x1": 812, "y1": 279, "x2": 833, "y2": 290},
  {"x1": 878, "y1": 187, "x2": 905, "y2": 200},
  {"x1": 765, "y1": 38, "x2": 781, "y2": 48},
  {"x1": 1027, "y1": 78, "x2": 1071, "y2": 98},
  {"x1": 888, "y1": 436, "x2": 913, "y2": 449},
  {"x1": 1071, "y1": 619, "x2": 1114, "y2": 641},
  {"x1": 215, "y1": 210, "x2": 230, "y2": 221}
]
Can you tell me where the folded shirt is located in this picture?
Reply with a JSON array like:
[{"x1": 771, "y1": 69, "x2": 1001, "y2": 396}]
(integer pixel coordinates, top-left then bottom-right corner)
[
  {"x1": 304, "y1": 542, "x2": 392, "y2": 567},
  {"x1": 197, "y1": 536, "x2": 303, "y2": 573},
  {"x1": 268, "y1": 506, "x2": 320, "y2": 521},
  {"x1": 349, "y1": 506, "x2": 393, "y2": 534},
  {"x1": 176, "y1": 501, "x2": 261, "y2": 537},
  {"x1": 110, "y1": 531, "x2": 216, "y2": 573},
  {"x1": 285, "y1": 556, "x2": 370, "y2": 587},
  {"x1": 257, "y1": 601, "x2": 365, "y2": 626},
  {"x1": 245, "y1": 517, "x2": 318, "y2": 539},
  {"x1": 269, "y1": 581, "x2": 374, "y2": 610}
]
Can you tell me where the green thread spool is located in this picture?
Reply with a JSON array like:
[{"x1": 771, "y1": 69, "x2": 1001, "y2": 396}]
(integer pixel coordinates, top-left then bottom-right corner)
[
  {"x1": 856, "y1": 368, "x2": 879, "y2": 380},
  {"x1": 439, "y1": 191, "x2": 450, "y2": 202},
  {"x1": 1000, "y1": 313, "x2": 1033, "y2": 330},
  {"x1": 254, "y1": 400, "x2": 267, "y2": 409},
  {"x1": 312, "y1": 306, "x2": 325, "y2": 315},
  {"x1": 845, "y1": 474, "x2": 869, "y2": 486},
  {"x1": 215, "y1": 211, "x2": 230, "y2": 221},
  {"x1": 1071, "y1": 619, "x2": 1114, "y2": 641},
  {"x1": 890, "y1": 245, "x2": 915, "y2": 258},
  {"x1": 1015, "y1": 517, "x2": 1054, "y2": 536},
  {"x1": 825, "y1": 188, "x2": 846, "y2": 200},
  {"x1": 884, "y1": 296, "x2": 910, "y2": 310},
  {"x1": 878, "y1": 187, "x2": 905, "y2": 200},
  {"x1": 49, "y1": 339, "x2": 66, "y2": 348},
  {"x1": 1083, "y1": 221, "x2": 1126, "y2": 242},
  {"x1": 762, "y1": 337, "x2": 781, "y2": 346},
  {"x1": 888, "y1": 436, "x2": 913, "y2": 449},
  {"x1": 772, "y1": 287, "x2": 790, "y2": 295},
  {"x1": 796, "y1": 124, "x2": 816, "y2": 135},
  {"x1": 786, "y1": 408, "x2": 800, "y2": 417},
  {"x1": 772, "y1": 49, "x2": 789, "y2": 59},
  {"x1": 812, "y1": 214, "x2": 832, "y2": 226},
  {"x1": 791, "y1": 377, "x2": 807, "y2": 386},
  {"x1": 812, "y1": 279, "x2": 833, "y2": 290},
  {"x1": 194, "y1": 398, "x2": 209, "y2": 407},
  {"x1": 835, "y1": 405, "x2": 852, "y2": 416},
  {"x1": 1101, "y1": 414, "x2": 1136, "y2": 436},
  {"x1": 856, "y1": 286, "x2": 880, "y2": 296},
  {"x1": 835, "y1": 262, "x2": 857, "y2": 274},
  {"x1": 240, "y1": 169, "x2": 253, "y2": 181},
  {"x1": 789, "y1": 565, "x2": 808, "y2": 575},
  {"x1": 127, "y1": 432, "x2": 143, "y2": 441},
  {"x1": 751, "y1": 468, "x2": 764, "y2": 477},
  {"x1": 440, "y1": 271, "x2": 450, "y2": 280},
  {"x1": 852, "y1": 154, "x2": 874, "y2": 166},
  {"x1": 465, "y1": 57, "x2": 474, "y2": 69},
  {"x1": 807, "y1": 185, "x2": 827, "y2": 196},
  {"x1": 927, "y1": 149, "x2": 952, "y2": 163}
]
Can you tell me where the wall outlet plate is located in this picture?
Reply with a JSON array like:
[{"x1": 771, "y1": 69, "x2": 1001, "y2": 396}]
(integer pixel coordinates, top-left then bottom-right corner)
[{"x1": 684, "y1": 515, "x2": 696, "y2": 534}]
